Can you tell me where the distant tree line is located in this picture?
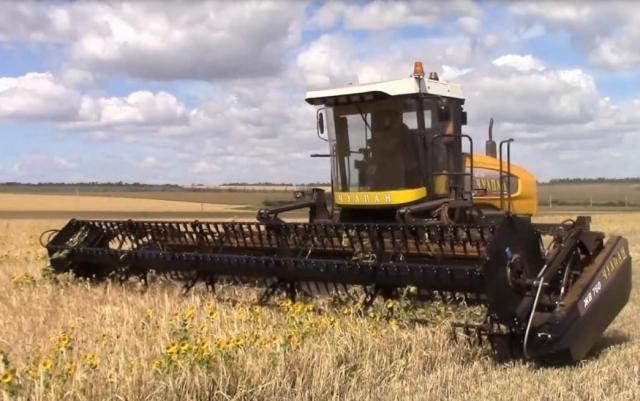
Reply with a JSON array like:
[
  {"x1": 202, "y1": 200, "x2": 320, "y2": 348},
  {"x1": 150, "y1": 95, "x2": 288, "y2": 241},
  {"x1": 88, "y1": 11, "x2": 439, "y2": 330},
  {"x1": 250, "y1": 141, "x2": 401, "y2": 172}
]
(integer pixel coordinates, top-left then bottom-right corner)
[
  {"x1": 0, "y1": 182, "x2": 184, "y2": 193},
  {"x1": 3, "y1": 178, "x2": 638, "y2": 187},
  {"x1": 0, "y1": 181, "x2": 332, "y2": 194},
  {"x1": 546, "y1": 177, "x2": 640, "y2": 184},
  {"x1": 221, "y1": 182, "x2": 331, "y2": 186},
  {"x1": 0, "y1": 181, "x2": 181, "y2": 187}
]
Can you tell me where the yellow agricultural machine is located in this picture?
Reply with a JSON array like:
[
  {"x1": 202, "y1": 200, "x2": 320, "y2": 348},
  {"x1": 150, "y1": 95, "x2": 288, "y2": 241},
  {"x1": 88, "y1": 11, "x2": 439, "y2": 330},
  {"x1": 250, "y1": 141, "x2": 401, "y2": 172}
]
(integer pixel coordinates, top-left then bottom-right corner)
[{"x1": 44, "y1": 62, "x2": 632, "y2": 361}]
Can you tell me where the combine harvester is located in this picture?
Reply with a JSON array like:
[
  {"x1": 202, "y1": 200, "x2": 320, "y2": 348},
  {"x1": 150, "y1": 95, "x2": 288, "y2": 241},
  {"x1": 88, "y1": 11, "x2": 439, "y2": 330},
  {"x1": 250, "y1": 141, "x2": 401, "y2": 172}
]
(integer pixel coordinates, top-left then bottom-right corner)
[{"x1": 44, "y1": 62, "x2": 632, "y2": 361}]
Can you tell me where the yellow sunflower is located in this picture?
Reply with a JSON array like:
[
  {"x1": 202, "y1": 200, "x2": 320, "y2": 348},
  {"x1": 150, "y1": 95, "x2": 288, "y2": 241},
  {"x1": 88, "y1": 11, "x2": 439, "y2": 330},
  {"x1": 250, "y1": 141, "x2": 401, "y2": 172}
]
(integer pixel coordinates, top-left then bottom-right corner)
[{"x1": 1, "y1": 370, "x2": 13, "y2": 385}]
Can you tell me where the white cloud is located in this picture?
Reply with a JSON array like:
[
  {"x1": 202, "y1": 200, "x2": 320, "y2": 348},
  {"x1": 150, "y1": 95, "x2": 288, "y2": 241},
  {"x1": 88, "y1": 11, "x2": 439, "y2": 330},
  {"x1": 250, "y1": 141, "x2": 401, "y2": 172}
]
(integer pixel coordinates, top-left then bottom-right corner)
[
  {"x1": 61, "y1": 68, "x2": 95, "y2": 87},
  {"x1": 53, "y1": 157, "x2": 77, "y2": 170},
  {"x1": 0, "y1": 72, "x2": 81, "y2": 121},
  {"x1": 7, "y1": 154, "x2": 81, "y2": 182},
  {"x1": 441, "y1": 65, "x2": 472, "y2": 81},
  {"x1": 510, "y1": 3, "x2": 593, "y2": 26},
  {"x1": 492, "y1": 54, "x2": 545, "y2": 72},
  {"x1": 457, "y1": 16, "x2": 480, "y2": 34},
  {"x1": 190, "y1": 160, "x2": 221, "y2": 174},
  {"x1": 138, "y1": 156, "x2": 159, "y2": 169},
  {"x1": 306, "y1": 1, "x2": 345, "y2": 29},
  {"x1": 0, "y1": 3, "x2": 74, "y2": 42},
  {"x1": 296, "y1": 33, "x2": 476, "y2": 87},
  {"x1": 518, "y1": 23, "x2": 546, "y2": 40},
  {"x1": 72, "y1": 2, "x2": 304, "y2": 80},
  {"x1": 449, "y1": 58, "x2": 640, "y2": 180},
  {"x1": 309, "y1": 0, "x2": 481, "y2": 31},
  {"x1": 343, "y1": 1, "x2": 437, "y2": 30},
  {"x1": 72, "y1": 91, "x2": 189, "y2": 130},
  {"x1": 0, "y1": 72, "x2": 192, "y2": 134},
  {"x1": 509, "y1": 2, "x2": 640, "y2": 70},
  {"x1": 0, "y1": 70, "x2": 324, "y2": 184},
  {"x1": 295, "y1": 35, "x2": 358, "y2": 88},
  {"x1": 465, "y1": 63, "x2": 598, "y2": 126},
  {"x1": 588, "y1": 26, "x2": 640, "y2": 70},
  {"x1": 0, "y1": 2, "x2": 305, "y2": 81}
]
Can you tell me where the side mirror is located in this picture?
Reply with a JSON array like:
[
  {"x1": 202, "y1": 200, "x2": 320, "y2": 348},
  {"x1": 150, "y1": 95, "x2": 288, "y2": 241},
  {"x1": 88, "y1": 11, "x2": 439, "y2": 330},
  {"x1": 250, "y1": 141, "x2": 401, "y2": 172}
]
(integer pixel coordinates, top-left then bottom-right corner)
[
  {"x1": 437, "y1": 99, "x2": 450, "y2": 121},
  {"x1": 438, "y1": 104, "x2": 451, "y2": 121},
  {"x1": 316, "y1": 109, "x2": 328, "y2": 141},
  {"x1": 318, "y1": 112, "x2": 325, "y2": 134}
]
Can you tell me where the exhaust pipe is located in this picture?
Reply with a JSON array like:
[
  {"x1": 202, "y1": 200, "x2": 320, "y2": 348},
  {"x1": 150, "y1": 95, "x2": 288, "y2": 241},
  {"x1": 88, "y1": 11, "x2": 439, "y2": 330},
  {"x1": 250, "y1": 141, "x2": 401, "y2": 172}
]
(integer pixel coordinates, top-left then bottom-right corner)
[{"x1": 486, "y1": 117, "x2": 497, "y2": 158}]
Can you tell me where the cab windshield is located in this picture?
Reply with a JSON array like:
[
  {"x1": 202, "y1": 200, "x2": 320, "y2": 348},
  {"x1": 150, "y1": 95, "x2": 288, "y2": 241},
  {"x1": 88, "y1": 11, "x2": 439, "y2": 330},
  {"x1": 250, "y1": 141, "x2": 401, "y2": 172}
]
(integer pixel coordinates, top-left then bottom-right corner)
[{"x1": 326, "y1": 96, "x2": 431, "y2": 192}]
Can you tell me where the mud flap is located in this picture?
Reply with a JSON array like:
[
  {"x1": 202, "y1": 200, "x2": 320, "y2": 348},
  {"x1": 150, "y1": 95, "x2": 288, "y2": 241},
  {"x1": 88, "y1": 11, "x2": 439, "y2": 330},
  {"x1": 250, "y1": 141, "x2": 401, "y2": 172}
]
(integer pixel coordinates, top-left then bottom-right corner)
[
  {"x1": 527, "y1": 236, "x2": 632, "y2": 361},
  {"x1": 484, "y1": 216, "x2": 544, "y2": 325}
]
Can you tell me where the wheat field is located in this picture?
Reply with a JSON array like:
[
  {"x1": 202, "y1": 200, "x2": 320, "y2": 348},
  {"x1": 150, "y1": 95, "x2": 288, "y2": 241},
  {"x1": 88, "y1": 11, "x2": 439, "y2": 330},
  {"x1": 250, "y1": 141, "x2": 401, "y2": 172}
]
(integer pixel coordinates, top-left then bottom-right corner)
[
  {"x1": 0, "y1": 194, "x2": 243, "y2": 213},
  {"x1": 0, "y1": 213, "x2": 638, "y2": 401}
]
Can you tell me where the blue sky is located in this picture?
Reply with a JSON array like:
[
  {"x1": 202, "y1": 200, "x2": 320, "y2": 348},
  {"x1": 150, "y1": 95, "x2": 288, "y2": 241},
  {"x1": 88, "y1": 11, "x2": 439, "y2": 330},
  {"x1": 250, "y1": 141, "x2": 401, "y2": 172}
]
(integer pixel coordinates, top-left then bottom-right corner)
[{"x1": 0, "y1": 1, "x2": 639, "y2": 184}]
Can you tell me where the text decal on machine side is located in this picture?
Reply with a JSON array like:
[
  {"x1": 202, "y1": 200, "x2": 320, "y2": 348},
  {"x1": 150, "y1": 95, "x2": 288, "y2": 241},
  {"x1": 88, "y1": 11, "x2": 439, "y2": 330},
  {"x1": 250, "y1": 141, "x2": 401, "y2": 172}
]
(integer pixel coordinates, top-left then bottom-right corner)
[{"x1": 579, "y1": 244, "x2": 629, "y2": 315}]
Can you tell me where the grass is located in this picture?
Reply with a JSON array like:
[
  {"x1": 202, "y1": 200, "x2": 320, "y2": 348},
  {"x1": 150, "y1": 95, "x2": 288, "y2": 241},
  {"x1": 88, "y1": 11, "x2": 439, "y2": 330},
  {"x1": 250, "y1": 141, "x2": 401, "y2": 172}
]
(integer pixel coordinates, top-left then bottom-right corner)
[{"x1": 0, "y1": 214, "x2": 638, "y2": 400}]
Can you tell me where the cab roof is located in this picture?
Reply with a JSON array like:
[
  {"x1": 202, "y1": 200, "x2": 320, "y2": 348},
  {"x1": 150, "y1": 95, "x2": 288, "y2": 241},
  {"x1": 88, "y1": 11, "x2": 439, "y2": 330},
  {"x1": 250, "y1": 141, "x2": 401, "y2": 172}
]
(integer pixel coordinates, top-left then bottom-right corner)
[{"x1": 305, "y1": 76, "x2": 464, "y2": 106}]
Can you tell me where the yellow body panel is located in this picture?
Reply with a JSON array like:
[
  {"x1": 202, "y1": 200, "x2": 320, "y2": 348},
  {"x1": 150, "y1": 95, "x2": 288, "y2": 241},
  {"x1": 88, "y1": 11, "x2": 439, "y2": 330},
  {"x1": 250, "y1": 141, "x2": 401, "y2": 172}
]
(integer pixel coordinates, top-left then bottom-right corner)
[
  {"x1": 334, "y1": 188, "x2": 427, "y2": 206},
  {"x1": 332, "y1": 154, "x2": 538, "y2": 215},
  {"x1": 467, "y1": 154, "x2": 538, "y2": 216}
]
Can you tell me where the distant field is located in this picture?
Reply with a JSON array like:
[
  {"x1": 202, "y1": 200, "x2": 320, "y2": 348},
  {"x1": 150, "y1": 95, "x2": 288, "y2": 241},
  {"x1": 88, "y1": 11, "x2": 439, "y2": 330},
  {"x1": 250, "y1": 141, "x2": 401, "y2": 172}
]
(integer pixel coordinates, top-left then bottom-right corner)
[
  {"x1": 0, "y1": 194, "x2": 241, "y2": 212},
  {"x1": 0, "y1": 192, "x2": 305, "y2": 220},
  {"x1": 539, "y1": 182, "x2": 640, "y2": 207},
  {"x1": 0, "y1": 184, "x2": 326, "y2": 194},
  {"x1": 0, "y1": 193, "x2": 256, "y2": 220},
  {"x1": 219, "y1": 185, "x2": 331, "y2": 192},
  {"x1": 0, "y1": 189, "x2": 296, "y2": 208},
  {"x1": 1, "y1": 181, "x2": 640, "y2": 221},
  {"x1": 3, "y1": 182, "x2": 640, "y2": 209}
]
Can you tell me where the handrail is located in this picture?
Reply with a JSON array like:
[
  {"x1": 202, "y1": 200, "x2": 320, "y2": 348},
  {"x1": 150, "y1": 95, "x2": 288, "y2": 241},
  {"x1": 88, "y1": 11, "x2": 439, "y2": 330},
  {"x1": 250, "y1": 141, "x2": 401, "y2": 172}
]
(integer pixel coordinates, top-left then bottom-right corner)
[
  {"x1": 429, "y1": 134, "x2": 474, "y2": 201},
  {"x1": 499, "y1": 138, "x2": 514, "y2": 213}
]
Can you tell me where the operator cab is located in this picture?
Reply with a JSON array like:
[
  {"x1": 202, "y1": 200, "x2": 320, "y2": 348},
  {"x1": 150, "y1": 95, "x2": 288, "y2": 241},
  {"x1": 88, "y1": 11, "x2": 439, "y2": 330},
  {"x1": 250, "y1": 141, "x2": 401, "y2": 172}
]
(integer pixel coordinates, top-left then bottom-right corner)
[
  {"x1": 330, "y1": 97, "x2": 423, "y2": 192},
  {"x1": 306, "y1": 62, "x2": 467, "y2": 221}
]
